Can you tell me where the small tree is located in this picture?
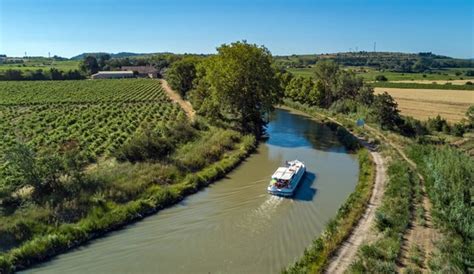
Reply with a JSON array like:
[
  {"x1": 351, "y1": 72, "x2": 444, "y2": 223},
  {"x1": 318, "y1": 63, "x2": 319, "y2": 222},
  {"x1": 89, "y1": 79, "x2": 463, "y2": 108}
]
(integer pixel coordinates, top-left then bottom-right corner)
[
  {"x1": 80, "y1": 56, "x2": 99, "y2": 75},
  {"x1": 356, "y1": 85, "x2": 375, "y2": 105},
  {"x1": 372, "y1": 92, "x2": 401, "y2": 129},
  {"x1": 451, "y1": 123, "x2": 465, "y2": 137},
  {"x1": 313, "y1": 60, "x2": 339, "y2": 107},
  {"x1": 166, "y1": 57, "x2": 199, "y2": 97},
  {"x1": 2, "y1": 144, "x2": 89, "y2": 207},
  {"x1": 427, "y1": 115, "x2": 449, "y2": 132}
]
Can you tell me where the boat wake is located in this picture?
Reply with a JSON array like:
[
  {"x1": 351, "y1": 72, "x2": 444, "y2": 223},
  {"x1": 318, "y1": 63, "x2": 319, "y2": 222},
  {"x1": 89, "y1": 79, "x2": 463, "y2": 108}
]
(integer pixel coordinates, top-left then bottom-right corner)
[
  {"x1": 253, "y1": 195, "x2": 284, "y2": 220},
  {"x1": 234, "y1": 195, "x2": 285, "y2": 235}
]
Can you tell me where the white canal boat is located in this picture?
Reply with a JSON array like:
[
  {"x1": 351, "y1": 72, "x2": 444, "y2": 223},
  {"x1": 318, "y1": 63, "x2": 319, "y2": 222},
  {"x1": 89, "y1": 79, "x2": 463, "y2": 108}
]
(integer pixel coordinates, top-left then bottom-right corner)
[{"x1": 267, "y1": 160, "x2": 306, "y2": 197}]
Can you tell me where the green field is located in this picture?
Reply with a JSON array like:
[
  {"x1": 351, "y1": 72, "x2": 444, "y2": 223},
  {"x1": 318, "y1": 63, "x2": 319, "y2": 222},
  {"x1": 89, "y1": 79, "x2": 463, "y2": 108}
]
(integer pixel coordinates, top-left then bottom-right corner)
[
  {"x1": 0, "y1": 59, "x2": 80, "y2": 72},
  {"x1": 0, "y1": 79, "x2": 181, "y2": 159},
  {"x1": 288, "y1": 66, "x2": 474, "y2": 82},
  {"x1": 371, "y1": 81, "x2": 474, "y2": 90}
]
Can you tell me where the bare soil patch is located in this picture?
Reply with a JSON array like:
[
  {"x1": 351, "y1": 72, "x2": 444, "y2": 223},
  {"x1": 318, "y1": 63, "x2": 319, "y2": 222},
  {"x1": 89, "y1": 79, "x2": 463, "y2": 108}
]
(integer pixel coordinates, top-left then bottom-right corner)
[{"x1": 159, "y1": 79, "x2": 196, "y2": 121}]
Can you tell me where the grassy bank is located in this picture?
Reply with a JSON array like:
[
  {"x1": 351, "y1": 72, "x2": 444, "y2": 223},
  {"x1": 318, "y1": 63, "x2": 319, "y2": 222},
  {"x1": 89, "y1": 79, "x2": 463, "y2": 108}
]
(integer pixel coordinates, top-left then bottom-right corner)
[
  {"x1": 0, "y1": 130, "x2": 256, "y2": 273},
  {"x1": 283, "y1": 102, "x2": 376, "y2": 273}
]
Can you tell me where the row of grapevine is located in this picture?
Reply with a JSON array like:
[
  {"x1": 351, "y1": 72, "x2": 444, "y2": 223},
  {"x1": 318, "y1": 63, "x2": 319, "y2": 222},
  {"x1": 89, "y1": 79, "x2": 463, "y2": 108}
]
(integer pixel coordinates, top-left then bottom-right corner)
[
  {"x1": 0, "y1": 79, "x2": 183, "y2": 160},
  {"x1": 0, "y1": 79, "x2": 168, "y2": 105}
]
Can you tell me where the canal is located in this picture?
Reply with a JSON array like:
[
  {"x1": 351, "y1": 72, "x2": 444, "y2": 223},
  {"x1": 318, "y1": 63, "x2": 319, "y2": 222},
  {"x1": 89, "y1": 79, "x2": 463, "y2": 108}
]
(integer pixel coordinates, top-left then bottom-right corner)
[{"x1": 28, "y1": 108, "x2": 359, "y2": 273}]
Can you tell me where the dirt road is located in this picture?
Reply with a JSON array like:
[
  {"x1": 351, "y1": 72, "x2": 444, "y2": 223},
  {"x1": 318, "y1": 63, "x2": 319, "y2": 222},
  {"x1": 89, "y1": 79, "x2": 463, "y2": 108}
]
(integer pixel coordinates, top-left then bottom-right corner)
[
  {"x1": 325, "y1": 148, "x2": 386, "y2": 273},
  {"x1": 159, "y1": 79, "x2": 196, "y2": 121}
]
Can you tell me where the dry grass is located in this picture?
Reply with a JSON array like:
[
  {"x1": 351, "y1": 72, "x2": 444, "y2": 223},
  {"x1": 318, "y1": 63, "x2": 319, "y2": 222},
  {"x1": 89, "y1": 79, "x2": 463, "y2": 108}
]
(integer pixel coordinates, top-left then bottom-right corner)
[{"x1": 374, "y1": 88, "x2": 474, "y2": 122}]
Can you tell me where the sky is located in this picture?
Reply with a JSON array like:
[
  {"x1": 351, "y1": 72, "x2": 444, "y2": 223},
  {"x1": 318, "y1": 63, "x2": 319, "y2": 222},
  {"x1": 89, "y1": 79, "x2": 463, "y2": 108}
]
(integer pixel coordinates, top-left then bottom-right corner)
[{"x1": 1, "y1": 0, "x2": 473, "y2": 58}]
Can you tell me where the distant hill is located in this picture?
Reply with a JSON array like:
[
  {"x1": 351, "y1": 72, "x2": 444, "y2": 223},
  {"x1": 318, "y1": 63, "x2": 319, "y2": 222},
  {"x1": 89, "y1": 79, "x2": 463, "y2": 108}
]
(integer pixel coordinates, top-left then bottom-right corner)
[
  {"x1": 274, "y1": 51, "x2": 474, "y2": 71},
  {"x1": 70, "y1": 52, "x2": 153, "y2": 60}
]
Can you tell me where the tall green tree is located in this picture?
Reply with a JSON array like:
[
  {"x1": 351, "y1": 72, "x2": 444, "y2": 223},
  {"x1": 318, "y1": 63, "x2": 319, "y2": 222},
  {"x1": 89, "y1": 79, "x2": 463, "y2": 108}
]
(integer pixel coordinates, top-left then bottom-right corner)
[
  {"x1": 80, "y1": 56, "x2": 100, "y2": 75},
  {"x1": 336, "y1": 70, "x2": 364, "y2": 100},
  {"x1": 166, "y1": 57, "x2": 200, "y2": 97},
  {"x1": 195, "y1": 41, "x2": 282, "y2": 136},
  {"x1": 313, "y1": 60, "x2": 339, "y2": 107},
  {"x1": 98, "y1": 54, "x2": 111, "y2": 70}
]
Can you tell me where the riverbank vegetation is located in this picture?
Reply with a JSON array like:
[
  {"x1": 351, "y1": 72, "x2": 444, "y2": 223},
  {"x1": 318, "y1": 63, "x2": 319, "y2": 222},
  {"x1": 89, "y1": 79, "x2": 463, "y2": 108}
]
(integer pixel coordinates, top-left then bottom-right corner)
[
  {"x1": 281, "y1": 59, "x2": 472, "y2": 273},
  {"x1": 406, "y1": 145, "x2": 473, "y2": 272}
]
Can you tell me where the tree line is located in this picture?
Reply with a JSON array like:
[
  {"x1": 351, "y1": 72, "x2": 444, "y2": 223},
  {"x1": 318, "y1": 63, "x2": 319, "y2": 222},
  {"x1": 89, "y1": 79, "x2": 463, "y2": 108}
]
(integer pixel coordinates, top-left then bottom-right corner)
[
  {"x1": 0, "y1": 68, "x2": 84, "y2": 81},
  {"x1": 279, "y1": 60, "x2": 407, "y2": 131},
  {"x1": 274, "y1": 52, "x2": 474, "y2": 72}
]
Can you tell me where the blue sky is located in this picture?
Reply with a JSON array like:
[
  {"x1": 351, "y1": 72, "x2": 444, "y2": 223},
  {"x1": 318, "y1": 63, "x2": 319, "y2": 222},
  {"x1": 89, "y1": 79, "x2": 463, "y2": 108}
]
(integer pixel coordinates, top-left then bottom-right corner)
[{"x1": 1, "y1": 0, "x2": 473, "y2": 58}]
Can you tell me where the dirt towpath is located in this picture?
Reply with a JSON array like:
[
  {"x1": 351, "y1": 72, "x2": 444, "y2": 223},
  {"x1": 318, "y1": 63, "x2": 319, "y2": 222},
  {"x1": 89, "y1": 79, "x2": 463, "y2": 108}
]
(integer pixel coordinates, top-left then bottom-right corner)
[
  {"x1": 325, "y1": 146, "x2": 386, "y2": 273},
  {"x1": 298, "y1": 113, "x2": 388, "y2": 274},
  {"x1": 324, "y1": 116, "x2": 437, "y2": 273},
  {"x1": 159, "y1": 79, "x2": 195, "y2": 121}
]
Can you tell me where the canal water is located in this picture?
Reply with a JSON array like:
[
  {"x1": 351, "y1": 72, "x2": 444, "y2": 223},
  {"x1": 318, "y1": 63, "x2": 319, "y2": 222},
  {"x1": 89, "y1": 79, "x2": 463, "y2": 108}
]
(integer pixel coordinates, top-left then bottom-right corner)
[{"x1": 27, "y1": 108, "x2": 359, "y2": 274}]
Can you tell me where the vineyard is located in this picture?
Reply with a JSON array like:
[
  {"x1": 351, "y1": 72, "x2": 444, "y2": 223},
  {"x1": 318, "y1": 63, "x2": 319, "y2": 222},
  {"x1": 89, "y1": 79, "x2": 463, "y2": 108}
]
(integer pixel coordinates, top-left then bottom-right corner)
[{"x1": 0, "y1": 79, "x2": 182, "y2": 159}]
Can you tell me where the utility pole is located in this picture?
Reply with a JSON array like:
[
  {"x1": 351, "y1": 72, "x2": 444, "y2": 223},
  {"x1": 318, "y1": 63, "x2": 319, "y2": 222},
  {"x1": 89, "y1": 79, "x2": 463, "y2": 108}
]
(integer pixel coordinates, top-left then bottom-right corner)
[
  {"x1": 48, "y1": 52, "x2": 51, "y2": 58},
  {"x1": 373, "y1": 42, "x2": 376, "y2": 52}
]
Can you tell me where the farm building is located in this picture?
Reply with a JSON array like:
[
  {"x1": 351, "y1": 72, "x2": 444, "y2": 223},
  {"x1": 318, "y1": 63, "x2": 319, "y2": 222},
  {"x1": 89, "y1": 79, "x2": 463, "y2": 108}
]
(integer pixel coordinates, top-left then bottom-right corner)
[
  {"x1": 121, "y1": 66, "x2": 159, "y2": 78},
  {"x1": 91, "y1": 71, "x2": 134, "y2": 79}
]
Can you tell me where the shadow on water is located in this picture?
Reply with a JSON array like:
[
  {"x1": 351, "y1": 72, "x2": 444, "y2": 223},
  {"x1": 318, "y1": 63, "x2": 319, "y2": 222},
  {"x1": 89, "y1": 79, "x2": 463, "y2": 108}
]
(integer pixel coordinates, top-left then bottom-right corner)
[
  {"x1": 292, "y1": 171, "x2": 317, "y2": 202},
  {"x1": 265, "y1": 109, "x2": 346, "y2": 153}
]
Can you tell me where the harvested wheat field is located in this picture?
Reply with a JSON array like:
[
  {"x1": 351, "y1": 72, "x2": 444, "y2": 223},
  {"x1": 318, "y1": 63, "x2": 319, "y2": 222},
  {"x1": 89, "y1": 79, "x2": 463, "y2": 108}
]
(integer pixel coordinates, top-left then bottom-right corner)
[{"x1": 374, "y1": 87, "x2": 474, "y2": 122}]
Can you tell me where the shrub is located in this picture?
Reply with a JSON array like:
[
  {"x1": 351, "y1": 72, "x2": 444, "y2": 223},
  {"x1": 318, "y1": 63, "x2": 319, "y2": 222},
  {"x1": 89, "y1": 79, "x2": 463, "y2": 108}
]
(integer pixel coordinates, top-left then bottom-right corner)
[
  {"x1": 464, "y1": 70, "x2": 474, "y2": 76},
  {"x1": 174, "y1": 129, "x2": 241, "y2": 171},
  {"x1": 375, "y1": 75, "x2": 388, "y2": 81},
  {"x1": 115, "y1": 131, "x2": 174, "y2": 163},
  {"x1": 451, "y1": 123, "x2": 465, "y2": 137},
  {"x1": 329, "y1": 99, "x2": 359, "y2": 114},
  {"x1": 426, "y1": 115, "x2": 449, "y2": 132},
  {"x1": 399, "y1": 116, "x2": 429, "y2": 137}
]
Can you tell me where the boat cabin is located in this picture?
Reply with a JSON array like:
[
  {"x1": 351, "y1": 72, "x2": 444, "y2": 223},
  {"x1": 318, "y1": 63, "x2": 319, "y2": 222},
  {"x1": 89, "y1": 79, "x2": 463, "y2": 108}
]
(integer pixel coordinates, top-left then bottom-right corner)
[{"x1": 271, "y1": 167, "x2": 296, "y2": 188}]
